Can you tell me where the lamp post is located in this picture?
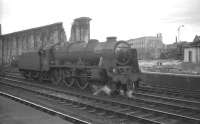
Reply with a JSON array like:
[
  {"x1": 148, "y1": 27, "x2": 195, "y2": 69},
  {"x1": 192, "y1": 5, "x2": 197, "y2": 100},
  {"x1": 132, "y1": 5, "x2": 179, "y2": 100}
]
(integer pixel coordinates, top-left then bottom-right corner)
[{"x1": 177, "y1": 25, "x2": 184, "y2": 42}]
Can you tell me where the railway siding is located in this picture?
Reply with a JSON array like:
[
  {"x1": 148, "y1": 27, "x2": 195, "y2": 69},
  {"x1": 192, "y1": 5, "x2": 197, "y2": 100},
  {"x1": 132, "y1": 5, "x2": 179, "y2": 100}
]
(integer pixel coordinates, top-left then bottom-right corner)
[{"x1": 141, "y1": 72, "x2": 200, "y2": 92}]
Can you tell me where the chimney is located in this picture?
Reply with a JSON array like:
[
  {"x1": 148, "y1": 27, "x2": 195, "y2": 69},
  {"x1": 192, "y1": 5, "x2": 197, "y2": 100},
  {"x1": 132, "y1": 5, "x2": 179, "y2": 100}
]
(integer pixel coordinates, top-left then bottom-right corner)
[{"x1": 106, "y1": 36, "x2": 117, "y2": 42}]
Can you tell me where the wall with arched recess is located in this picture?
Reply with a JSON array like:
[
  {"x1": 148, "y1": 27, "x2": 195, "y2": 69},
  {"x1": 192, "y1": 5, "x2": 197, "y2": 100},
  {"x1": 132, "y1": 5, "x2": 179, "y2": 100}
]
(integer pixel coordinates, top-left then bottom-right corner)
[{"x1": 0, "y1": 22, "x2": 67, "y2": 64}]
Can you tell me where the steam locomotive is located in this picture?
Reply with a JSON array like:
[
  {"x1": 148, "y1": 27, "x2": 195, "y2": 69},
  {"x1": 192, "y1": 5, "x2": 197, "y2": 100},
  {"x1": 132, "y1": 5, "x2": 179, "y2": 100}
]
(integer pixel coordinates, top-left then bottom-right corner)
[{"x1": 18, "y1": 37, "x2": 141, "y2": 91}]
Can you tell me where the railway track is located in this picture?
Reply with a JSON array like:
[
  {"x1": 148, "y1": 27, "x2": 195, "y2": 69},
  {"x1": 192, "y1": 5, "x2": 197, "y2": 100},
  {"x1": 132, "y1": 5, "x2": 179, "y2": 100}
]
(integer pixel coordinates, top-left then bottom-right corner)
[
  {"x1": 6, "y1": 72, "x2": 200, "y2": 99},
  {"x1": 0, "y1": 91, "x2": 90, "y2": 124},
  {"x1": 6, "y1": 72, "x2": 200, "y2": 104},
  {"x1": 138, "y1": 86, "x2": 200, "y2": 102},
  {"x1": 139, "y1": 84, "x2": 200, "y2": 100},
  {"x1": 6, "y1": 72, "x2": 200, "y2": 95},
  {"x1": 7, "y1": 71, "x2": 200, "y2": 97},
  {"x1": 0, "y1": 76, "x2": 159, "y2": 124},
  {"x1": 5, "y1": 72, "x2": 200, "y2": 104},
  {"x1": 1, "y1": 73, "x2": 200, "y2": 123}
]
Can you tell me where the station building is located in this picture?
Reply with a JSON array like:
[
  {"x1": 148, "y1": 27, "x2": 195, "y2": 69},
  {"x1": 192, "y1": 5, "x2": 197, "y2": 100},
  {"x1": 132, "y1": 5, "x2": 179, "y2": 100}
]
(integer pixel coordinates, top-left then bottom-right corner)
[
  {"x1": 127, "y1": 33, "x2": 165, "y2": 59},
  {"x1": 184, "y1": 35, "x2": 200, "y2": 64}
]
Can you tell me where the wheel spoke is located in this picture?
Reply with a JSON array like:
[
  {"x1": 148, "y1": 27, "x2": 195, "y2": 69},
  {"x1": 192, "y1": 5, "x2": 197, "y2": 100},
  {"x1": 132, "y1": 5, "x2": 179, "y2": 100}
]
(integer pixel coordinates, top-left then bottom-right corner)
[
  {"x1": 77, "y1": 78, "x2": 89, "y2": 90},
  {"x1": 31, "y1": 72, "x2": 39, "y2": 80},
  {"x1": 24, "y1": 71, "x2": 31, "y2": 79},
  {"x1": 62, "y1": 69, "x2": 74, "y2": 87},
  {"x1": 63, "y1": 77, "x2": 75, "y2": 87},
  {"x1": 51, "y1": 69, "x2": 62, "y2": 85}
]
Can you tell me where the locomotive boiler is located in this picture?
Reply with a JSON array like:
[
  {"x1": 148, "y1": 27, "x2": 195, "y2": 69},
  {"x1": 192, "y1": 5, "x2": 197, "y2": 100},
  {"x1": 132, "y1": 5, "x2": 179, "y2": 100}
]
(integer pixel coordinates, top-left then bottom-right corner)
[{"x1": 18, "y1": 37, "x2": 140, "y2": 90}]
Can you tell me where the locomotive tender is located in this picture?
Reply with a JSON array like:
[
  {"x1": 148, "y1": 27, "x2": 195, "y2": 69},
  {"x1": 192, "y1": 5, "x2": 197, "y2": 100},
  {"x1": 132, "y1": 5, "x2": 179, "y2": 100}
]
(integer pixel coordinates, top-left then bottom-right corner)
[{"x1": 18, "y1": 37, "x2": 141, "y2": 91}]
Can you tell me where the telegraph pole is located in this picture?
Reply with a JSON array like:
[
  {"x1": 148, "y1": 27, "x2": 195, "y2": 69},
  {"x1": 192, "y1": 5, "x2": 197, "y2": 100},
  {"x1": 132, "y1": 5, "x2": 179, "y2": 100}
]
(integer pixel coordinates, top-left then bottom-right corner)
[{"x1": 177, "y1": 25, "x2": 184, "y2": 42}]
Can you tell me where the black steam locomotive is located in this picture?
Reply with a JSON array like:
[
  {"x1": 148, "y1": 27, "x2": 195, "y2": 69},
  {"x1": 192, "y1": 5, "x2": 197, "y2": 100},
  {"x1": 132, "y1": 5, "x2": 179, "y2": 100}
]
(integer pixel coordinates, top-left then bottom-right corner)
[{"x1": 18, "y1": 37, "x2": 141, "y2": 91}]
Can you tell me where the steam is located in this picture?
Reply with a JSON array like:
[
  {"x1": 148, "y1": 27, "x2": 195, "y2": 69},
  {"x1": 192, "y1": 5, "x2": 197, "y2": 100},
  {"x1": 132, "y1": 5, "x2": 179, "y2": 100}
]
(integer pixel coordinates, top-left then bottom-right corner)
[
  {"x1": 92, "y1": 85, "x2": 111, "y2": 96},
  {"x1": 92, "y1": 84, "x2": 134, "y2": 98}
]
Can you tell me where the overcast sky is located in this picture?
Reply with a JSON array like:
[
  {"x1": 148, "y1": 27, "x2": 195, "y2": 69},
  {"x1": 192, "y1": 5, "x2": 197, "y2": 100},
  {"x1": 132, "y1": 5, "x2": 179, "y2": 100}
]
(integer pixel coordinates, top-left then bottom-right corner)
[{"x1": 0, "y1": 0, "x2": 200, "y2": 44}]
